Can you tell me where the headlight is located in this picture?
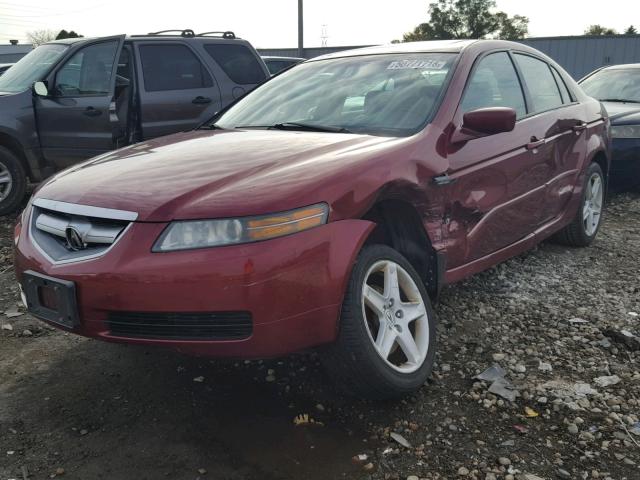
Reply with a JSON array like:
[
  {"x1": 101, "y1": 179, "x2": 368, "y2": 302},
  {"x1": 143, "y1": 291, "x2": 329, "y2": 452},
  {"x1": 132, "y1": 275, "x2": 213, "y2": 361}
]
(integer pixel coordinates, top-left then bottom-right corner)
[
  {"x1": 153, "y1": 203, "x2": 329, "y2": 252},
  {"x1": 611, "y1": 125, "x2": 640, "y2": 139}
]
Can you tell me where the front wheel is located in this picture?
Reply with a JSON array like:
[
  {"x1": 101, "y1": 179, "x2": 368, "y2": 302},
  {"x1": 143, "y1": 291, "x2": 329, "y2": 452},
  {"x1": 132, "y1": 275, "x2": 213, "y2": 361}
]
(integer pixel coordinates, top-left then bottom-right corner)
[
  {"x1": 554, "y1": 162, "x2": 605, "y2": 247},
  {"x1": 323, "y1": 244, "x2": 436, "y2": 399},
  {"x1": 0, "y1": 146, "x2": 27, "y2": 216}
]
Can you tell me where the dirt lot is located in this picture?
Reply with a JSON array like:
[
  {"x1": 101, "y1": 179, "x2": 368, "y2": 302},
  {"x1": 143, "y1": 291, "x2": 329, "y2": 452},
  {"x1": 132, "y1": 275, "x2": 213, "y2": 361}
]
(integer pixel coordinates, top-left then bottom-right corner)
[{"x1": 1, "y1": 192, "x2": 639, "y2": 480}]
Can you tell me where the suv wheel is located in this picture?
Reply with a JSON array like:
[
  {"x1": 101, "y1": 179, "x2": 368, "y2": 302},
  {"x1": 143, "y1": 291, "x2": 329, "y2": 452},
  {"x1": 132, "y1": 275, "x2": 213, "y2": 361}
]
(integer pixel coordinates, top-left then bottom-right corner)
[
  {"x1": 554, "y1": 162, "x2": 605, "y2": 247},
  {"x1": 323, "y1": 244, "x2": 436, "y2": 399},
  {"x1": 0, "y1": 146, "x2": 27, "y2": 216}
]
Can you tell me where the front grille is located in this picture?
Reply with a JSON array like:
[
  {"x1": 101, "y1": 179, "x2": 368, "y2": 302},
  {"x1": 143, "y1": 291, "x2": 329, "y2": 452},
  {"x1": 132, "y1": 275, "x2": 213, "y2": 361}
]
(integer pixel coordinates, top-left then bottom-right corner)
[
  {"x1": 30, "y1": 199, "x2": 136, "y2": 264},
  {"x1": 107, "y1": 311, "x2": 253, "y2": 340}
]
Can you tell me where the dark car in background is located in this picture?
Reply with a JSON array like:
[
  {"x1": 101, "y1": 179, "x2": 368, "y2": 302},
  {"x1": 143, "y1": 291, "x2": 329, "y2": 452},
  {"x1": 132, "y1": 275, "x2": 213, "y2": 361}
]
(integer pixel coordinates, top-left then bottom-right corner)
[
  {"x1": 0, "y1": 29, "x2": 269, "y2": 214},
  {"x1": 580, "y1": 64, "x2": 640, "y2": 188},
  {"x1": 14, "y1": 40, "x2": 610, "y2": 398},
  {"x1": 0, "y1": 63, "x2": 13, "y2": 76},
  {"x1": 261, "y1": 55, "x2": 305, "y2": 75}
]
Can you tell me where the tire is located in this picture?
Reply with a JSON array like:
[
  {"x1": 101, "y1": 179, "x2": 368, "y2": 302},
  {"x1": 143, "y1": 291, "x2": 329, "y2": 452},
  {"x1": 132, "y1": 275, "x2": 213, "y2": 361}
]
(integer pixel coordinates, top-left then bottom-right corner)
[
  {"x1": 323, "y1": 244, "x2": 436, "y2": 400},
  {"x1": 553, "y1": 162, "x2": 605, "y2": 247},
  {"x1": 0, "y1": 146, "x2": 27, "y2": 216}
]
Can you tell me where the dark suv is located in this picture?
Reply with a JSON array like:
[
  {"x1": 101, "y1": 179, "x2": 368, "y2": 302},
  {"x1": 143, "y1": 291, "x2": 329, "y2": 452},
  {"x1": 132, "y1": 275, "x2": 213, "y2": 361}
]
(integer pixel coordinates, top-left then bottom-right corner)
[{"x1": 0, "y1": 30, "x2": 269, "y2": 214}]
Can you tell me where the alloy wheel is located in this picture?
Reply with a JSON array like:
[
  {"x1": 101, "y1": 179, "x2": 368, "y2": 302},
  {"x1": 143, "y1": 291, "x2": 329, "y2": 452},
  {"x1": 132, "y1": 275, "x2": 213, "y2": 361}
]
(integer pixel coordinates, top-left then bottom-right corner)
[
  {"x1": 583, "y1": 171, "x2": 603, "y2": 236},
  {"x1": 0, "y1": 160, "x2": 12, "y2": 203},
  {"x1": 361, "y1": 260, "x2": 430, "y2": 373}
]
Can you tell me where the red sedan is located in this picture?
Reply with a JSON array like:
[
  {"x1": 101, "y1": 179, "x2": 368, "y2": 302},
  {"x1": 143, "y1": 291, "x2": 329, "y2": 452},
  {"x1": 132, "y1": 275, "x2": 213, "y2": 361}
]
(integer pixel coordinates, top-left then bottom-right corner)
[{"x1": 14, "y1": 40, "x2": 610, "y2": 398}]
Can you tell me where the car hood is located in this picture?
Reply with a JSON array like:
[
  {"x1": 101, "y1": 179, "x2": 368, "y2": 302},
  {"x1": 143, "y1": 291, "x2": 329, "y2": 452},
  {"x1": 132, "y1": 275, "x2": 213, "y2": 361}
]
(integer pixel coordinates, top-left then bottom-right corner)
[
  {"x1": 36, "y1": 129, "x2": 410, "y2": 222},
  {"x1": 602, "y1": 101, "x2": 640, "y2": 124}
]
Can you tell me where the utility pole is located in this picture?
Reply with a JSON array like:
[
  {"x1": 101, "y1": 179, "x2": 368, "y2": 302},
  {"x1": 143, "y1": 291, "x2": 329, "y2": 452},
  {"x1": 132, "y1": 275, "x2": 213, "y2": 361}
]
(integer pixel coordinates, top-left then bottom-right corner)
[{"x1": 297, "y1": 0, "x2": 304, "y2": 58}]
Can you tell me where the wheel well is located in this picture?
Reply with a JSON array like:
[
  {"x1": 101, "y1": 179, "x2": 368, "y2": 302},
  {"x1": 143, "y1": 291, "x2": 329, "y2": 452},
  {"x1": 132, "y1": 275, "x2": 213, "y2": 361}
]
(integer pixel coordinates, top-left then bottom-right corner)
[
  {"x1": 362, "y1": 199, "x2": 441, "y2": 300},
  {"x1": 0, "y1": 133, "x2": 30, "y2": 179},
  {"x1": 592, "y1": 151, "x2": 608, "y2": 185}
]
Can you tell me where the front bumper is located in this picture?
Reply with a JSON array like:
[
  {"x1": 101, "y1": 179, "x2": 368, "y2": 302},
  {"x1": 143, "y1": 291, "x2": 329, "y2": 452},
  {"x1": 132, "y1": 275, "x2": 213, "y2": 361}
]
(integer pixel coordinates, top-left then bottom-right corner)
[
  {"x1": 14, "y1": 214, "x2": 374, "y2": 358},
  {"x1": 611, "y1": 138, "x2": 640, "y2": 185}
]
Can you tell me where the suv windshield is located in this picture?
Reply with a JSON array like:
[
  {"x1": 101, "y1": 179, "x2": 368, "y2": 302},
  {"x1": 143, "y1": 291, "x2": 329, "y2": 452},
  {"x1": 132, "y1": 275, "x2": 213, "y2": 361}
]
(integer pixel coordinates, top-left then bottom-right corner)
[
  {"x1": 0, "y1": 44, "x2": 68, "y2": 94},
  {"x1": 580, "y1": 68, "x2": 640, "y2": 103},
  {"x1": 216, "y1": 53, "x2": 457, "y2": 136}
]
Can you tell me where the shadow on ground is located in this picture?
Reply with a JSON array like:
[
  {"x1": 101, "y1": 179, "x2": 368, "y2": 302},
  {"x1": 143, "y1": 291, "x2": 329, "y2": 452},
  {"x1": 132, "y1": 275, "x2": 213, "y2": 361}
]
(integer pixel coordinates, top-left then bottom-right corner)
[{"x1": 1, "y1": 336, "x2": 370, "y2": 480}]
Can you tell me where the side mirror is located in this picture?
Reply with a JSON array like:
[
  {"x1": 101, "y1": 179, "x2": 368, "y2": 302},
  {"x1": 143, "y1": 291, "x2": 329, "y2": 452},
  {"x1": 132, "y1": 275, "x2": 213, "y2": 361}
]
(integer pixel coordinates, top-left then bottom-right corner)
[
  {"x1": 33, "y1": 81, "x2": 49, "y2": 97},
  {"x1": 452, "y1": 107, "x2": 517, "y2": 143}
]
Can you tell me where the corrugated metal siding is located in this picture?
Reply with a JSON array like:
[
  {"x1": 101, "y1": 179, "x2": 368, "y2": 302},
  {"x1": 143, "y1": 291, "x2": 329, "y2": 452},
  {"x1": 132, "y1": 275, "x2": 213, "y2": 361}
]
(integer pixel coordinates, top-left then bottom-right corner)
[
  {"x1": 258, "y1": 45, "x2": 371, "y2": 59},
  {"x1": 0, "y1": 45, "x2": 32, "y2": 63},
  {"x1": 520, "y1": 35, "x2": 640, "y2": 79},
  {"x1": 259, "y1": 36, "x2": 640, "y2": 80}
]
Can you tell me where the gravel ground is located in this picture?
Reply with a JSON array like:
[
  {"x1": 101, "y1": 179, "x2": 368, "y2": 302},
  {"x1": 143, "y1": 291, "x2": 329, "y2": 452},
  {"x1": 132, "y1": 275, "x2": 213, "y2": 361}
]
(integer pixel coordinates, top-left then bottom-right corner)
[{"x1": 1, "y1": 191, "x2": 639, "y2": 480}]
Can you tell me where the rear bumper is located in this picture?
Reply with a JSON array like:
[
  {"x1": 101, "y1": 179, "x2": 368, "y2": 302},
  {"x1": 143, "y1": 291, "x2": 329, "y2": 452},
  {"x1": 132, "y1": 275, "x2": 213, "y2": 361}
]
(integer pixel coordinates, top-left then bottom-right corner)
[
  {"x1": 611, "y1": 138, "x2": 640, "y2": 185},
  {"x1": 14, "y1": 214, "x2": 374, "y2": 358}
]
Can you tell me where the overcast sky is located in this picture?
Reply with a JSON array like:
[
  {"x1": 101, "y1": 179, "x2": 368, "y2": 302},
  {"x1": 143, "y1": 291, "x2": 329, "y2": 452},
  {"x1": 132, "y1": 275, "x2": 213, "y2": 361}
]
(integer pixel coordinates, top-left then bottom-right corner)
[{"x1": 1, "y1": 0, "x2": 639, "y2": 47}]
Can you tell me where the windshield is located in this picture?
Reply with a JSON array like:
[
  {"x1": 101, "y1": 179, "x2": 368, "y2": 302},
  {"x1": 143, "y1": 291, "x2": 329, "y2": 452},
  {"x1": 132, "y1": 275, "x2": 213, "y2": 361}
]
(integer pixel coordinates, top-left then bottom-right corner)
[
  {"x1": 580, "y1": 68, "x2": 640, "y2": 103},
  {"x1": 216, "y1": 53, "x2": 457, "y2": 136},
  {"x1": 0, "y1": 44, "x2": 67, "y2": 93}
]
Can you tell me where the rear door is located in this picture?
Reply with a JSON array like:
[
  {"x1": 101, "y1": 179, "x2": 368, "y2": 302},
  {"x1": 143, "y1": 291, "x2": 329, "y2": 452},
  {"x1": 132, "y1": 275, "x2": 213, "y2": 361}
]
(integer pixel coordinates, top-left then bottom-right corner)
[
  {"x1": 512, "y1": 54, "x2": 586, "y2": 223},
  {"x1": 445, "y1": 51, "x2": 557, "y2": 267},
  {"x1": 35, "y1": 35, "x2": 125, "y2": 168},
  {"x1": 134, "y1": 42, "x2": 222, "y2": 139}
]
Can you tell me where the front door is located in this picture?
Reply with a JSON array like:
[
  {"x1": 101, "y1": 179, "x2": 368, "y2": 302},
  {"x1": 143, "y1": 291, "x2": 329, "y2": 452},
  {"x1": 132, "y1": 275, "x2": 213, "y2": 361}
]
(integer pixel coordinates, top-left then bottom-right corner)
[
  {"x1": 35, "y1": 35, "x2": 125, "y2": 169},
  {"x1": 444, "y1": 51, "x2": 558, "y2": 268},
  {"x1": 134, "y1": 42, "x2": 222, "y2": 139}
]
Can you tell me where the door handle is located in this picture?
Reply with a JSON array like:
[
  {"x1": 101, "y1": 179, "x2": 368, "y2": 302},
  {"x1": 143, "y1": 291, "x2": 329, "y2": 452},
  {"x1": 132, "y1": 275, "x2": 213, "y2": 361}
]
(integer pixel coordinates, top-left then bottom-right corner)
[
  {"x1": 192, "y1": 96, "x2": 212, "y2": 104},
  {"x1": 526, "y1": 137, "x2": 545, "y2": 151},
  {"x1": 572, "y1": 122, "x2": 587, "y2": 133},
  {"x1": 83, "y1": 107, "x2": 102, "y2": 117}
]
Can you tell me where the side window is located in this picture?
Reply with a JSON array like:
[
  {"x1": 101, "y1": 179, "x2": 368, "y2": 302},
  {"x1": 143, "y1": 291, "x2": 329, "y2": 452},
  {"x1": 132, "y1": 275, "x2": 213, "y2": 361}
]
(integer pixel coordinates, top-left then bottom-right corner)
[
  {"x1": 551, "y1": 67, "x2": 572, "y2": 104},
  {"x1": 514, "y1": 54, "x2": 563, "y2": 112},
  {"x1": 203, "y1": 44, "x2": 267, "y2": 85},
  {"x1": 139, "y1": 44, "x2": 213, "y2": 92},
  {"x1": 55, "y1": 41, "x2": 118, "y2": 96},
  {"x1": 460, "y1": 52, "x2": 526, "y2": 118}
]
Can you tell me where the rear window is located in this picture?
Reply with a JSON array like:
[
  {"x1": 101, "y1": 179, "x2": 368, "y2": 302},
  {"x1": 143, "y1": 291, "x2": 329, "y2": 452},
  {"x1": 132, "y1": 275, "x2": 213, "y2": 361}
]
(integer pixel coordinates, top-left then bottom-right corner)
[
  {"x1": 139, "y1": 44, "x2": 213, "y2": 92},
  {"x1": 204, "y1": 44, "x2": 266, "y2": 85},
  {"x1": 514, "y1": 54, "x2": 563, "y2": 113}
]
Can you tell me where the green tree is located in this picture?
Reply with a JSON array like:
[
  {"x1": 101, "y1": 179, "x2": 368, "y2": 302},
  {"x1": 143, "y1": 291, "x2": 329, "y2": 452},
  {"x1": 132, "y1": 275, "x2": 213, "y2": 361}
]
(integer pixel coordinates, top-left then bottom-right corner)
[
  {"x1": 624, "y1": 25, "x2": 637, "y2": 35},
  {"x1": 584, "y1": 25, "x2": 617, "y2": 35},
  {"x1": 55, "y1": 30, "x2": 83, "y2": 40},
  {"x1": 400, "y1": 0, "x2": 529, "y2": 42}
]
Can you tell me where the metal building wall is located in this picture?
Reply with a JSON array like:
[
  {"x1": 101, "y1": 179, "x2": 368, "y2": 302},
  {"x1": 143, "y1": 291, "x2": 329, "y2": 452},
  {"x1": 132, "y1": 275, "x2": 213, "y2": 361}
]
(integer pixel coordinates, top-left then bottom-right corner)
[
  {"x1": 519, "y1": 35, "x2": 640, "y2": 79},
  {"x1": 258, "y1": 45, "x2": 371, "y2": 59},
  {"x1": 259, "y1": 35, "x2": 640, "y2": 80},
  {"x1": 0, "y1": 44, "x2": 32, "y2": 63}
]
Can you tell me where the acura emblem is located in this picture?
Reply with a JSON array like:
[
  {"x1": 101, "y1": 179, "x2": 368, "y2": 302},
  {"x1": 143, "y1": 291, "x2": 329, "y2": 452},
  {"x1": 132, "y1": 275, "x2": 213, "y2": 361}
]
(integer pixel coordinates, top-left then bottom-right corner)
[{"x1": 65, "y1": 227, "x2": 86, "y2": 251}]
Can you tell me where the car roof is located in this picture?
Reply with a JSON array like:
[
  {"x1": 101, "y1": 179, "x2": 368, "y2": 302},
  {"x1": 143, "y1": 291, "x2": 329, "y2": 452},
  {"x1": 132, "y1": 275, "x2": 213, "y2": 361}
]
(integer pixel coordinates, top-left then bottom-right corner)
[
  {"x1": 600, "y1": 63, "x2": 640, "y2": 70},
  {"x1": 310, "y1": 39, "x2": 544, "y2": 61},
  {"x1": 261, "y1": 56, "x2": 306, "y2": 61}
]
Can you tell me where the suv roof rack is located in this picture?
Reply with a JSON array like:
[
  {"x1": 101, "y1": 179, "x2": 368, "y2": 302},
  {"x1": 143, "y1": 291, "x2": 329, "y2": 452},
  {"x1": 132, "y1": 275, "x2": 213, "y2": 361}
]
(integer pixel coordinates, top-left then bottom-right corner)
[
  {"x1": 130, "y1": 29, "x2": 237, "y2": 39},
  {"x1": 144, "y1": 29, "x2": 197, "y2": 37},
  {"x1": 197, "y1": 31, "x2": 237, "y2": 39}
]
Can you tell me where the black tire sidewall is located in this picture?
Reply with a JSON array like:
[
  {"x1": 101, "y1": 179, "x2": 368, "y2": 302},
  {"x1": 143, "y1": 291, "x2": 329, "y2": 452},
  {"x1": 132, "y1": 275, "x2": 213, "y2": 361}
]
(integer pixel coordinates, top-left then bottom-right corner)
[
  {"x1": 343, "y1": 245, "x2": 437, "y2": 394},
  {"x1": 0, "y1": 146, "x2": 27, "y2": 216}
]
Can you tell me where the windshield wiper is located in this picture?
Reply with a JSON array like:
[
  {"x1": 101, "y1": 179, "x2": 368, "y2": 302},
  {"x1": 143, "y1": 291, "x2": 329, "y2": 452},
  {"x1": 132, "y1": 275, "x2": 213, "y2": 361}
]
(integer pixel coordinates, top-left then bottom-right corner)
[
  {"x1": 271, "y1": 122, "x2": 352, "y2": 133},
  {"x1": 599, "y1": 98, "x2": 640, "y2": 104},
  {"x1": 200, "y1": 123, "x2": 225, "y2": 130}
]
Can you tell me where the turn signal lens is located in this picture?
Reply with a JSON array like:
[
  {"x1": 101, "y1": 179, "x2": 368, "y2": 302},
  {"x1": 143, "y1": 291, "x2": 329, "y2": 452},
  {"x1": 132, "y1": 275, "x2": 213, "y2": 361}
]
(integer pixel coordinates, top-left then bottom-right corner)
[
  {"x1": 246, "y1": 204, "x2": 328, "y2": 241},
  {"x1": 153, "y1": 203, "x2": 329, "y2": 252}
]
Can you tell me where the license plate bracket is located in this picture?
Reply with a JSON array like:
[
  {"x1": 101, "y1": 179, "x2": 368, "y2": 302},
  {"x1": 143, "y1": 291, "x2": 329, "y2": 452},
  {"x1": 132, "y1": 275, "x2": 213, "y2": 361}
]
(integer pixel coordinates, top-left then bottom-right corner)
[{"x1": 22, "y1": 270, "x2": 79, "y2": 329}]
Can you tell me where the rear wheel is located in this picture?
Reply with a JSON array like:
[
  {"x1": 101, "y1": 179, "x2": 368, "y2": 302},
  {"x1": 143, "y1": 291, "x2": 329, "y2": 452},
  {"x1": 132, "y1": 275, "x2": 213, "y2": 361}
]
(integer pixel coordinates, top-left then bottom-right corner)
[
  {"x1": 554, "y1": 162, "x2": 605, "y2": 247},
  {"x1": 323, "y1": 244, "x2": 436, "y2": 399},
  {"x1": 0, "y1": 146, "x2": 27, "y2": 216}
]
